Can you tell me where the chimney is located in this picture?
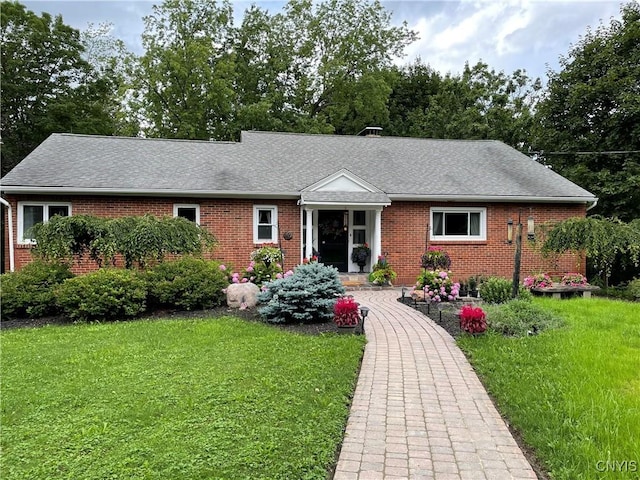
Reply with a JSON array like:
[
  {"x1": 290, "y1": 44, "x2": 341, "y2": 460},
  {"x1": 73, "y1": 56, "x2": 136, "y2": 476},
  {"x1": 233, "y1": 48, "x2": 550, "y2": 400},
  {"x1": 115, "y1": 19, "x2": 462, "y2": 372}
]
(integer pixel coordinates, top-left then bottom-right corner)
[{"x1": 357, "y1": 126, "x2": 383, "y2": 137}]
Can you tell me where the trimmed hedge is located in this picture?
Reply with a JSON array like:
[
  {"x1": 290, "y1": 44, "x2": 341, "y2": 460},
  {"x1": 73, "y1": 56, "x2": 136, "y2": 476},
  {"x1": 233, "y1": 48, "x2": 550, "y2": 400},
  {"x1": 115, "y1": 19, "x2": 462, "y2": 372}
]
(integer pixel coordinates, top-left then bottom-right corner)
[
  {"x1": 55, "y1": 268, "x2": 147, "y2": 322},
  {"x1": 0, "y1": 261, "x2": 74, "y2": 320},
  {"x1": 146, "y1": 257, "x2": 229, "y2": 310}
]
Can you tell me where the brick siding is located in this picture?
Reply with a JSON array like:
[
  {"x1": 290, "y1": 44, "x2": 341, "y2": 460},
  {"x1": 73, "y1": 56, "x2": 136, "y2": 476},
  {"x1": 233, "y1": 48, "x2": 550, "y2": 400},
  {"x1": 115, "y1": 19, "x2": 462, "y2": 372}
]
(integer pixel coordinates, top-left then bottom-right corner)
[{"x1": 3, "y1": 195, "x2": 586, "y2": 284}]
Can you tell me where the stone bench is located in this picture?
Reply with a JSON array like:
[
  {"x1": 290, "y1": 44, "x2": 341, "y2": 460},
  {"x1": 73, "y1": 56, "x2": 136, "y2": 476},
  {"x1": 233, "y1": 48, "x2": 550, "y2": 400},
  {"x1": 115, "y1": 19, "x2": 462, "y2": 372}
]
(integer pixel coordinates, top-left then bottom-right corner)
[{"x1": 531, "y1": 285, "x2": 600, "y2": 299}]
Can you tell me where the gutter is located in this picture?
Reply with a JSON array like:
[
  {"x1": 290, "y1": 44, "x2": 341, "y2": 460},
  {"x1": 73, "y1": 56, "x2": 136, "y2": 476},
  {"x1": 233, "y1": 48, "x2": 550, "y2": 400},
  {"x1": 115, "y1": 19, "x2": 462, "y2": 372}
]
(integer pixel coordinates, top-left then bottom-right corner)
[
  {"x1": 388, "y1": 194, "x2": 599, "y2": 204},
  {"x1": 0, "y1": 186, "x2": 598, "y2": 205},
  {"x1": 0, "y1": 197, "x2": 15, "y2": 272},
  {"x1": 0, "y1": 186, "x2": 301, "y2": 199}
]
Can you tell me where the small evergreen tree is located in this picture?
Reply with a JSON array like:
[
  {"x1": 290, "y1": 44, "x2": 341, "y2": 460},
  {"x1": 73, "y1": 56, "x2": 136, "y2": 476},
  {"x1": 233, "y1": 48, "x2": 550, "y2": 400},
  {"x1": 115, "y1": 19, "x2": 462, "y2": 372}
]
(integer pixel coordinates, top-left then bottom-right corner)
[{"x1": 258, "y1": 262, "x2": 345, "y2": 324}]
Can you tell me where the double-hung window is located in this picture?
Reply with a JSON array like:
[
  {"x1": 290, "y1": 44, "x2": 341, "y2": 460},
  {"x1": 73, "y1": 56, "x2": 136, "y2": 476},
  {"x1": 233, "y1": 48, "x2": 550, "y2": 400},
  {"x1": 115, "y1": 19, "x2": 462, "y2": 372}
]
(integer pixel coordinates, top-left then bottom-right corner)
[
  {"x1": 430, "y1": 207, "x2": 486, "y2": 241},
  {"x1": 18, "y1": 202, "x2": 72, "y2": 244},
  {"x1": 254, "y1": 205, "x2": 278, "y2": 243},
  {"x1": 173, "y1": 204, "x2": 200, "y2": 224}
]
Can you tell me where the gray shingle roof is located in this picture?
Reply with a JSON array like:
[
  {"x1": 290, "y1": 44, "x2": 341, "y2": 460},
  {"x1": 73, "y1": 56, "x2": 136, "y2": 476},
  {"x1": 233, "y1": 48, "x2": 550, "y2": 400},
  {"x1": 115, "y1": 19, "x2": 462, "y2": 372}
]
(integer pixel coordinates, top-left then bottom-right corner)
[{"x1": 1, "y1": 131, "x2": 596, "y2": 203}]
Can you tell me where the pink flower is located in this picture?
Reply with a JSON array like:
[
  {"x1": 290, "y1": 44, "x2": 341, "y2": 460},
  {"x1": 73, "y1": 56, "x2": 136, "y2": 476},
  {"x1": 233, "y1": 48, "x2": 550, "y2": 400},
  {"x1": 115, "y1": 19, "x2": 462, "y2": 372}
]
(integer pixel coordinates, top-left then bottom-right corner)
[
  {"x1": 219, "y1": 264, "x2": 226, "y2": 271},
  {"x1": 439, "y1": 271, "x2": 448, "y2": 279},
  {"x1": 276, "y1": 273, "x2": 283, "y2": 279},
  {"x1": 241, "y1": 278, "x2": 248, "y2": 283},
  {"x1": 249, "y1": 261, "x2": 256, "y2": 267},
  {"x1": 284, "y1": 270, "x2": 294, "y2": 278},
  {"x1": 246, "y1": 266, "x2": 254, "y2": 272},
  {"x1": 232, "y1": 277, "x2": 239, "y2": 283}
]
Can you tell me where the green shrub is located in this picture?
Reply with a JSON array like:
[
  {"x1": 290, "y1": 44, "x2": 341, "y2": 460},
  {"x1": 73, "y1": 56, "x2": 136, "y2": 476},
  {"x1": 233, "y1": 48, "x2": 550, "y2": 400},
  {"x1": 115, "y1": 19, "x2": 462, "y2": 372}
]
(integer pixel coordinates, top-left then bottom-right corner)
[
  {"x1": 56, "y1": 269, "x2": 147, "y2": 322},
  {"x1": 628, "y1": 278, "x2": 640, "y2": 301},
  {"x1": 258, "y1": 262, "x2": 345, "y2": 324},
  {"x1": 485, "y1": 299, "x2": 564, "y2": 337},
  {"x1": 0, "y1": 261, "x2": 74, "y2": 320},
  {"x1": 146, "y1": 257, "x2": 228, "y2": 310},
  {"x1": 479, "y1": 276, "x2": 513, "y2": 304}
]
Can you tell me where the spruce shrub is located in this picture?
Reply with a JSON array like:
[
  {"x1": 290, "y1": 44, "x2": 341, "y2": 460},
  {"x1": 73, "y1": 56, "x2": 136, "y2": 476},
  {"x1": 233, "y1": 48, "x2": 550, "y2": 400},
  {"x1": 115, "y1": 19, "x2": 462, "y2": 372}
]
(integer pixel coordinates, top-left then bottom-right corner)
[
  {"x1": 0, "y1": 260, "x2": 74, "y2": 320},
  {"x1": 56, "y1": 268, "x2": 147, "y2": 322},
  {"x1": 485, "y1": 299, "x2": 564, "y2": 337},
  {"x1": 479, "y1": 276, "x2": 513, "y2": 304},
  {"x1": 146, "y1": 257, "x2": 228, "y2": 310},
  {"x1": 258, "y1": 262, "x2": 345, "y2": 324}
]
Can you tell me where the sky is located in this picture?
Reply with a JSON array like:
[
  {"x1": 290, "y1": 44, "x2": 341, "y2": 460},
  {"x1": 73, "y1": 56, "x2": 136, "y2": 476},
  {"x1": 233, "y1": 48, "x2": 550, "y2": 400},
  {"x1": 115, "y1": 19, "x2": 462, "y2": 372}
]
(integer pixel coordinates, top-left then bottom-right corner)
[{"x1": 22, "y1": 0, "x2": 626, "y2": 82}]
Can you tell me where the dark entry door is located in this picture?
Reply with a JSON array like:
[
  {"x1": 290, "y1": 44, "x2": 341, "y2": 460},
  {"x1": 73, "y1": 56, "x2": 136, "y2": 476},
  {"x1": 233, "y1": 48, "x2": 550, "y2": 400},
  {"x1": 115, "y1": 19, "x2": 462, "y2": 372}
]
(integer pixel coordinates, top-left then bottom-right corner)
[{"x1": 318, "y1": 210, "x2": 348, "y2": 272}]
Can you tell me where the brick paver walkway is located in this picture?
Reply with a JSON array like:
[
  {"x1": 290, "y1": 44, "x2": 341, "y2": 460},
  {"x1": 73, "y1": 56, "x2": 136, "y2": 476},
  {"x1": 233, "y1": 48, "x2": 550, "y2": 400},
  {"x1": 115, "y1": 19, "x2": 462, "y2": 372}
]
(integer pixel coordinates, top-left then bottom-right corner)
[{"x1": 334, "y1": 289, "x2": 538, "y2": 480}]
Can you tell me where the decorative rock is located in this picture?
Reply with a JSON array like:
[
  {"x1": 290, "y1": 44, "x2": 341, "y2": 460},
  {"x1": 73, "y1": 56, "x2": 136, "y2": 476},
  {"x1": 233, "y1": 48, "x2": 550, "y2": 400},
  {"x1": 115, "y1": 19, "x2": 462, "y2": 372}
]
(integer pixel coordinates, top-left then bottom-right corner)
[{"x1": 226, "y1": 282, "x2": 260, "y2": 309}]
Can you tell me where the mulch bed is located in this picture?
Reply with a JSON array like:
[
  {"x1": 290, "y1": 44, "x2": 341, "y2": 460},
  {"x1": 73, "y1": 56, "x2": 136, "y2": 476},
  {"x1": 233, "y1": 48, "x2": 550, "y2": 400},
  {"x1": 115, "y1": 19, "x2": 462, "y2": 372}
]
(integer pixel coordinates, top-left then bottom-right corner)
[
  {"x1": 0, "y1": 305, "x2": 341, "y2": 336},
  {"x1": 397, "y1": 296, "x2": 464, "y2": 337}
]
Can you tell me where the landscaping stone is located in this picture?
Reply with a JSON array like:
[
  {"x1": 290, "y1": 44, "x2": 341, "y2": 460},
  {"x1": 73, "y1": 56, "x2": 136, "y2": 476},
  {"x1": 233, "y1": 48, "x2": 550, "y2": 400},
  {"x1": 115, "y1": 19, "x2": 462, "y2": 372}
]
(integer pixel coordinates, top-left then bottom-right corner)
[{"x1": 226, "y1": 282, "x2": 260, "y2": 308}]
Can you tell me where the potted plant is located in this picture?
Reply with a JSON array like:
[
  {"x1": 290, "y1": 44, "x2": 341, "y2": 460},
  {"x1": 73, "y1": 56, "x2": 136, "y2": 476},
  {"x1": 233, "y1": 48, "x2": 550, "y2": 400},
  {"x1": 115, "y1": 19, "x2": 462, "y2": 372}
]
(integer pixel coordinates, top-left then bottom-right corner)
[
  {"x1": 560, "y1": 273, "x2": 588, "y2": 286},
  {"x1": 368, "y1": 255, "x2": 397, "y2": 286},
  {"x1": 468, "y1": 276, "x2": 478, "y2": 297},
  {"x1": 459, "y1": 305, "x2": 487, "y2": 335},
  {"x1": 351, "y1": 243, "x2": 371, "y2": 272},
  {"x1": 458, "y1": 281, "x2": 468, "y2": 297},
  {"x1": 333, "y1": 296, "x2": 360, "y2": 333},
  {"x1": 523, "y1": 273, "x2": 553, "y2": 289}
]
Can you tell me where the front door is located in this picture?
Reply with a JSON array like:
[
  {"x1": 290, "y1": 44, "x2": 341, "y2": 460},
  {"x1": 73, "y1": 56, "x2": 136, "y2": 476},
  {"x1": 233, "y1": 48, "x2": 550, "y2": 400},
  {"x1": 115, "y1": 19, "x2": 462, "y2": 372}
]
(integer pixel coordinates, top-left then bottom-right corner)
[{"x1": 318, "y1": 210, "x2": 348, "y2": 272}]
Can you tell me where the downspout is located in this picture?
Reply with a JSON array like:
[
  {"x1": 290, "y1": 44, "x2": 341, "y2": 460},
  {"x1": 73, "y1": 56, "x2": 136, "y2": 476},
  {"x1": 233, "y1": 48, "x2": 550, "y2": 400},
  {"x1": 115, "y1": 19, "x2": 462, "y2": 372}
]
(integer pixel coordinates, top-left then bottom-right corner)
[
  {"x1": 0, "y1": 197, "x2": 15, "y2": 272},
  {"x1": 587, "y1": 198, "x2": 599, "y2": 211}
]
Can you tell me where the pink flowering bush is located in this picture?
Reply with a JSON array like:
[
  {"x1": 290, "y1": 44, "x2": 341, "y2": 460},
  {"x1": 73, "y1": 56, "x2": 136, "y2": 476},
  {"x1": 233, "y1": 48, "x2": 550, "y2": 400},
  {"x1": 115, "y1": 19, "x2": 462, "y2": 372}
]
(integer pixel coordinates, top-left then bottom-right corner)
[
  {"x1": 561, "y1": 273, "x2": 588, "y2": 286},
  {"x1": 223, "y1": 246, "x2": 285, "y2": 287},
  {"x1": 333, "y1": 296, "x2": 360, "y2": 327},
  {"x1": 414, "y1": 269, "x2": 459, "y2": 302},
  {"x1": 459, "y1": 305, "x2": 487, "y2": 334},
  {"x1": 523, "y1": 273, "x2": 553, "y2": 289}
]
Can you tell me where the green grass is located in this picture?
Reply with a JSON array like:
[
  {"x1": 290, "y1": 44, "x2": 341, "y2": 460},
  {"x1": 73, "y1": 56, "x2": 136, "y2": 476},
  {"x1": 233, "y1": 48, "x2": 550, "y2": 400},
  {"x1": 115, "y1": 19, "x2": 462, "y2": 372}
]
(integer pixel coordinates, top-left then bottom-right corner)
[
  {"x1": 458, "y1": 298, "x2": 640, "y2": 480},
  {"x1": 1, "y1": 317, "x2": 365, "y2": 479}
]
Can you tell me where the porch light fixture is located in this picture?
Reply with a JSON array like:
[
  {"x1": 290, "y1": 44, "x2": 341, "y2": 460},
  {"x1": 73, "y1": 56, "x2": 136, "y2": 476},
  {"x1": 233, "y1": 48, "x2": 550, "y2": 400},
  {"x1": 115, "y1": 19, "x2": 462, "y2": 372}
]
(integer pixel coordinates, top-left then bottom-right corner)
[
  {"x1": 343, "y1": 211, "x2": 348, "y2": 231},
  {"x1": 507, "y1": 219, "x2": 513, "y2": 244},
  {"x1": 527, "y1": 214, "x2": 535, "y2": 241}
]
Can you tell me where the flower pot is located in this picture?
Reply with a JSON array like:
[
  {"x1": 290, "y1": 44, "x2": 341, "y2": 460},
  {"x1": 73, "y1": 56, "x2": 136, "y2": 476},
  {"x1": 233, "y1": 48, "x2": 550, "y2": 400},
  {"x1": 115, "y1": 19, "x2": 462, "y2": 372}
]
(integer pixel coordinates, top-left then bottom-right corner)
[
  {"x1": 357, "y1": 261, "x2": 366, "y2": 273},
  {"x1": 337, "y1": 325, "x2": 357, "y2": 334},
  {"x1": 469, "y1": 290, "x2": 479, "y2": 298}
]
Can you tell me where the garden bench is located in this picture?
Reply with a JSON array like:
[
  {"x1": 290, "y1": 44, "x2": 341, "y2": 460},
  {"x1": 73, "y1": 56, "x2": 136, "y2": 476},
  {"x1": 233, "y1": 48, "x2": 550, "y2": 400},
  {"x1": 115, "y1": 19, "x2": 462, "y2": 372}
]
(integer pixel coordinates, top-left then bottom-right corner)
[{"x1": 531, "y1": 285, "x2": 600, "y2": 299}]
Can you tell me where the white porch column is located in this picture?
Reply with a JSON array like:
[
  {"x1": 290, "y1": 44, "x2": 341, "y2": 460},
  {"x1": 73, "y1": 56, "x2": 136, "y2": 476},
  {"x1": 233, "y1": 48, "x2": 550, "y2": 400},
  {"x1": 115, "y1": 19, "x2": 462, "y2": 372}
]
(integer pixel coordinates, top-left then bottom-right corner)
[
  {"x1": 305, "y1": 208, "x2": 314, "y2": 259},
  {"x1": 372, "y1": 208, "x2": 382, "y2": 263}
]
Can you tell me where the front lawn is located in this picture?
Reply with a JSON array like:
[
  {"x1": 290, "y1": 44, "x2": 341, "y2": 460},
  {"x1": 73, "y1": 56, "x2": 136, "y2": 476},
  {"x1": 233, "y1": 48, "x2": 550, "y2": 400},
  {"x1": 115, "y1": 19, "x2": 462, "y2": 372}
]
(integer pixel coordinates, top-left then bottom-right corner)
[
  {"x1": 458, "y1": 298, "x2": 640, "y2": 480},
  {"x1": 1, "y1": 317, "x2": 365, "y2": 479}
]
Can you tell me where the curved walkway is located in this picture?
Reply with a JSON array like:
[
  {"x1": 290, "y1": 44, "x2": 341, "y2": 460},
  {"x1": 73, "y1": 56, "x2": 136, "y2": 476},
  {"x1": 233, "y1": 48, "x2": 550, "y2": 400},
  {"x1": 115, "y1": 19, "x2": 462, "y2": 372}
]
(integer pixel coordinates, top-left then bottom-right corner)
[{"x1": 334, "y1": 289, "x2": 537, "y2": 480}]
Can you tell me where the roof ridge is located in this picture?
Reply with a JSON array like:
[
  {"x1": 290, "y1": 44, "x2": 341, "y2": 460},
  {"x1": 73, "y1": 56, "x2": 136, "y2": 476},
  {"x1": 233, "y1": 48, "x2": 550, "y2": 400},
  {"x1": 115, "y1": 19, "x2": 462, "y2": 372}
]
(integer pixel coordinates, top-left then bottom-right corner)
[
  {"x1": 55, "y1": 133, "x2": 238, "y2": 145},
  {"x1": 242, "y1": 130, "x2": 504, "y2": 143}
]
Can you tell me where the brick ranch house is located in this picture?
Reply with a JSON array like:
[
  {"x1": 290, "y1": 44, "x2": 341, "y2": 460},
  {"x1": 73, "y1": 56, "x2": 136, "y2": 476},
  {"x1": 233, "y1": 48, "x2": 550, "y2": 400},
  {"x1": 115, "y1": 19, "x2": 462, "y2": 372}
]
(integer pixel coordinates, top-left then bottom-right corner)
[{"x1": 1, "y1": 129, "x2": 597, "y2": 285}]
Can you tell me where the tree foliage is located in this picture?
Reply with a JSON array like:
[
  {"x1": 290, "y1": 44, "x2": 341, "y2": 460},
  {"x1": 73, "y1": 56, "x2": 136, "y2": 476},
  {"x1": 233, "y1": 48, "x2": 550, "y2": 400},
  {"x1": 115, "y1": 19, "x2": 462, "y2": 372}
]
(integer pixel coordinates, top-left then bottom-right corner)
[
  {"x1": 31, "y1": 214, "x2": 216, "y2": 268},
  {"x1": 540, "y1": 216, "x2": 640, "y2": 287},
  {"x1": 533, "y1": 1, "x2": 640, "y2": 221},
  {"x1": 384, "y1": 60, "x2": 541, "y2": 150},
  {"x1": 0, "y1": 1, "x2": 120, "y2": 176}
]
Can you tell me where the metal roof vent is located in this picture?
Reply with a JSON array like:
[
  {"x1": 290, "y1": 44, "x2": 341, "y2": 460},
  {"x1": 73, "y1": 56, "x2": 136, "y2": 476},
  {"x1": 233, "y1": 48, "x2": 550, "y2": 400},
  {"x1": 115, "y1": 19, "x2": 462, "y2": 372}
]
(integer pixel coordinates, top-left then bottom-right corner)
[{"x1": 357, "y1": 126, "x2": 383, "y2": 137}]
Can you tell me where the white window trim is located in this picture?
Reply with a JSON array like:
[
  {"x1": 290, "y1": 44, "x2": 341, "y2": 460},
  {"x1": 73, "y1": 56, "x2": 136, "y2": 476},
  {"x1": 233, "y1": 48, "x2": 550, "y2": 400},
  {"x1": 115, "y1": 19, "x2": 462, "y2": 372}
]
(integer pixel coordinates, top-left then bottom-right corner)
[
  {"x1": 253, "y1": 205, "x2": 278, "y2": 244},
  {"x1": 430, "y1": 206, "x2": 487, "y2": 241},
  {"x1": 173, "y1": 203, "x2": 200, "y2": 224},
  {"x1": 17, "y1": 201, "x2": 72, "y2": 244}
]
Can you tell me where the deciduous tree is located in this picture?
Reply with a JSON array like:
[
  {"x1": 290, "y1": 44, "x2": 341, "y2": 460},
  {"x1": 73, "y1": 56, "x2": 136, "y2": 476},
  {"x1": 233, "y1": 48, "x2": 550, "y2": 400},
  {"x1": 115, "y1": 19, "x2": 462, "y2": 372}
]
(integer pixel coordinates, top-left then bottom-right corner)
[{"x1": 533, "y1": 1, "x2": 640, "y2": 221}]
